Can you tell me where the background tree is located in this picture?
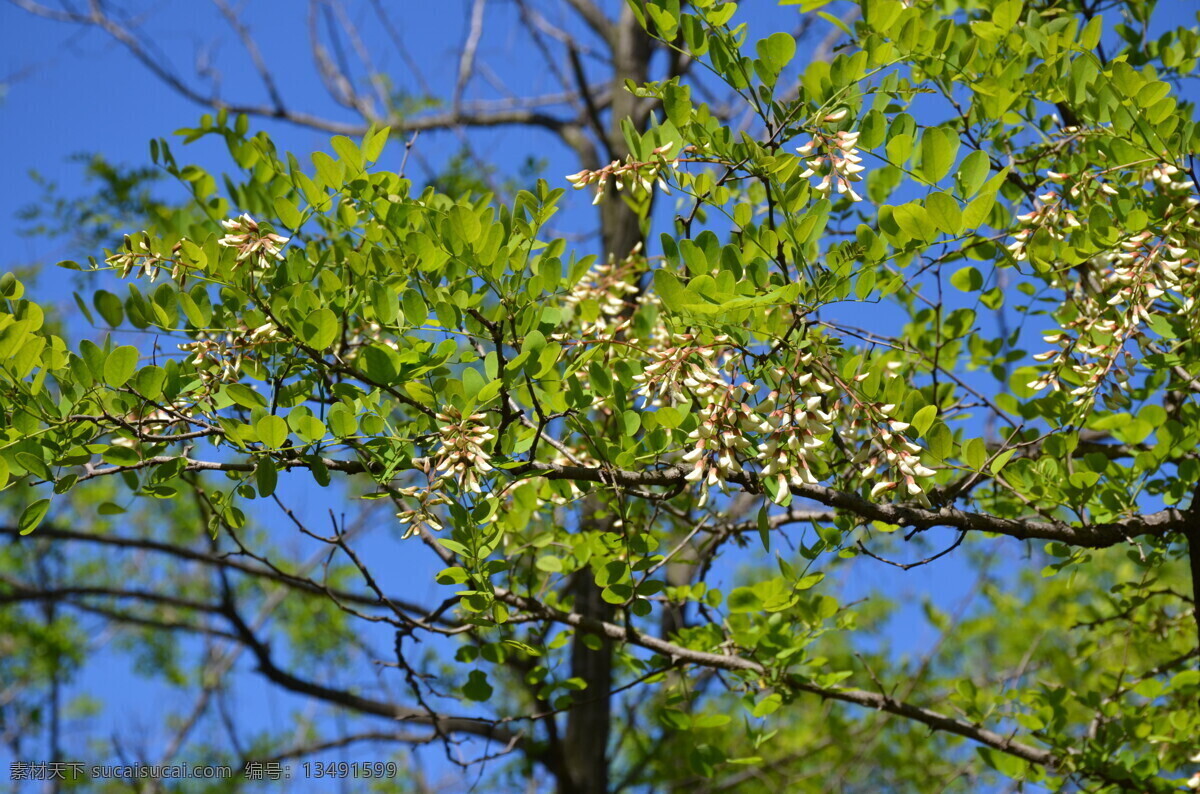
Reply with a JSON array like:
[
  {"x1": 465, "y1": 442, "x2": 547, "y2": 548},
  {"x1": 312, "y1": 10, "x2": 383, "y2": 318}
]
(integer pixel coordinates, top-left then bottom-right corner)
[{"x1": 3, "y1": 1, "x2": 1200, "y2": 793}]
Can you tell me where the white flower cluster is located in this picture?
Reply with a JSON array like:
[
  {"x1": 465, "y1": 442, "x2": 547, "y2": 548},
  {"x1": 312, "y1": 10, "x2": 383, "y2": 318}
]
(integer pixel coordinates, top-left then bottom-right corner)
[
  {"x1": 178, "y1": 323, "x2": 281, "y2": 390},
  {"x1": 632, "y1": 333, "x2": 730, "y2": 407},
  {"x1": 565, "y1": 144, "x2": 681, "y2": 205},
  {"x1": 862, "y1": 421, "x2": 938, "y2": 504},
  {"x1": 430, "y1": 407, "x2": 496, "y2": 495},
  {"x1": 755, "y1": 362, "x2": 837, "y2": 497},
  {"x1": 795, "y1": 112, "x2": 865, "y2": 202},
  {"x1": 632, "y1": 336, "x2": 940, "y2": 506},
  {"x1": 179, "y1": 335, "x2": 244, "y2": 386},
  {"x1": 217, "y1": 213, "x2": 289, "y2": 268},
  {"x1": 682, "y1": 377, "x2": 761, "y2": 507},
  {"x1": 1004, "y1": 170, "x2": 1125, "y2": 262},
  {"x1": 105, "y1": 235, "x2": 189, "y2": 283},
  {"x1": 560, "y1": 245, "x2": 644, "y2": 339},
  {"x1": 1026, "y1": 163, "x2": 1198, "y2": 402},
  {"x1": 395, "y1": 465, "x2": 452, "y2": 539}
]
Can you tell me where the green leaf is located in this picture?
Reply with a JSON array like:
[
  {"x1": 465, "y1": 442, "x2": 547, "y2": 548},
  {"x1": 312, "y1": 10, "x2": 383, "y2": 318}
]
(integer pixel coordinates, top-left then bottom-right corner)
[
  {"x1": 370, "y1": 282, "x2": 398, "y2": 325},
  {"x1": 622, "y1": 410, "x2": 641, "y2": 436},
  {"x1": 964, "y1": 438, "x2": 987, "y2": 471},
  {"x1": 963, "y1": 169, "x2": 1008, "y2": 228},
  {"x1": 19, "y1": 499, "x2": 50, "y2": 535},
  {"x1": 256, "y1": 415, "x2": 289, "y2": 449},
  {"x1": 795, "y1": 572, "x2": 824, "y2": 590},
  {"x1": 864, "y1": 0, "x2": 903, "y2": 33},
  {"x1": 463, "y1": 670, "x2": 494, "y2": 702},
  {"x1": 101, "y1": 445, "x2": 141, "y2": 466},
  {"x1": 311, "y1": 151, "x2": 343, "y2": 189},
  {"x1": 992, "y1": 0, "x2": 1022, "y2": 29},
  {"x1": 301, "y1": 308, "x2": 339, "y2": 350},
  {"x1": 401, "y1": 288, "x2": 428, "y2": 326},
  {"x1": 226, "y1": 383, "x2": 268, "y2": 409},
  {"x1": 656, "y1": 405, "x2": 685, "y2": 429},
  {"x1": 925, "y1": 192, "x2": 962, "y2": 235},
  {"x1": 327, "y1": 404, "x2": 357, "y2": 438},
  {"x1": 756, "y1": 31, "x2": 796, "y2": 75},
  {"x1": 256, "y1": 458, "x2": 278, "y2": 497},
  {"x1": 816, "y1": 11, "x2": 853, "y2": 37},
  {"x1": 330, "y1": 135, "x2": 364, "y2": 172},
  {"x1": 727, "y1": 586, "x2": 763, "y2": 613},
  {"x1": 956, "y1": 150, "x2": 991, "y2": 198},
  {"x1": 892, "y1": 203, "x2": 936, "y2": 242},
  {"x1": 990, "y1": 449, "x2": 1016, "y2": 475},
  {"x1": 911, "y1": 405, "x2": 938, "y2": 436},
  {"x1": 950, "y1": 266, "x2": 983, "y2": 292},
  {"x1": 94, "y1": 290, "x2": 124, "y2": 327},
  {"x1": 273, "y1": 195, "x2": 303, "y2": 229},
  {"x1": 133, "y1": 365, "x2": 167, "y2": 400},
  {"x1": 920, "y1": 127, "x2": 959, "y2": 183},
  {"x1": 448, "y1": 206, "x2": 481, "y2": 244},
  {"x1": 104, "y1": 346, "x2": 139, "y2": 387},
  {"x1": 289, "y1": 410, "x2": 327, "y2": 443},
  {"x1": 364, "y1": 126, "x2": 390, "y2": 162}
]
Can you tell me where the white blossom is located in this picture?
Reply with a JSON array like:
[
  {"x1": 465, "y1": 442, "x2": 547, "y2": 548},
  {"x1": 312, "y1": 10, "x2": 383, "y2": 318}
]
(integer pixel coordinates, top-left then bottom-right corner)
[{"x1": 217, "y1": 213, "x2": 289, "y2": 267}]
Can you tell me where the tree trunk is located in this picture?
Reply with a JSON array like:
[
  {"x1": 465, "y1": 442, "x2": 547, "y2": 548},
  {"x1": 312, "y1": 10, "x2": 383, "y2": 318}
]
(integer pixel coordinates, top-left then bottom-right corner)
[
  {"x1": 559, "y1": 11, "x2": 652, "y2": 793},
  {"x1": 562, "y1": 562, "x2": 616, "y2": 794}
]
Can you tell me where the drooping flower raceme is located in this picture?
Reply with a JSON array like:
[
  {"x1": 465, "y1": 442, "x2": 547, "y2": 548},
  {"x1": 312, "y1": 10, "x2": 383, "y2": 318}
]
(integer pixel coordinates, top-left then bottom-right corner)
[
  {"x1": 430, "y1": 408, "x2": 496, "y2": 495},
  {"x1": 682, "y1": 377, "x2": 761, "y2": 507},
  {"x1": 1024, "y1": 162, "x2": 1199, "y2": 406},
  {"x1": 395, "y1": 459, "x2": 453, "y2": 539},
  {"x1": 565, "y1": 144, "x2": 681, "y2": 205},
  {"x1": 796, "y1": 118, "x2": 866, "y2": 202},
  {"x1": 104, "y1": 234, "x2": 189, "y2": 283},
  {"x1": 756, "y1": 358, "x2": 838, "y2": 498},
  {"x1": 217, "y1": 213, "x2": 289, "y2": 268},
  {"x1": 632, "y1": 333, "x2": 729, "y2": 407},
  {"x1": 560, "y1": 245, "x2": 644, "y2": 340}
]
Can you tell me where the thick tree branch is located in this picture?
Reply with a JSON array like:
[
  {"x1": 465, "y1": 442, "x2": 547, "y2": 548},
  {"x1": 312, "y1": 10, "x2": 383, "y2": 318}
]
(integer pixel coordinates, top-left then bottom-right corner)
[
  {"x1": 516, "y1": 461, "x2": 1187, "y2": 548},
  {"x1": 492, "y1": 588, "x2": 1058, "y2": 767},
  {"x1": 59, "y1": 446, "x2": 1190, "y2": 549}
]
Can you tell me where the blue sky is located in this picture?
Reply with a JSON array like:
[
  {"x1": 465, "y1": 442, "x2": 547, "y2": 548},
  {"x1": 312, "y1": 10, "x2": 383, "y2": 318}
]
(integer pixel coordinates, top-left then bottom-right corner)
[{"x1": 1, "y1": 1, "x2": 1195, "y2": 791}]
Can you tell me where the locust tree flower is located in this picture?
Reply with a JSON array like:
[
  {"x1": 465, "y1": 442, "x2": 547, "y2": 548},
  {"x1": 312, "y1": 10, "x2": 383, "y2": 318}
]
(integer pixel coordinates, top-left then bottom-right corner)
[
  {"x1": 430, "y1": 408, "x2": 496, "y2": 495},
  {"x1": 632, "y1": 333, "x2": 731, "y2": 406},
  {"x1": 795, "y1": 129, "x2": 865, "y2": 202},
  {"x1": 1024, "y1": 162, "x2": 1199, "y2": 407},
  {"x1": 218, "y1": 213, "x2": 289, "y2": 267},
  {"x1": 105, "y1": 235, "x2": 192, "y2": 282},
  {"x1": 565, "y1": 145, "x2": 682, "y2": 204}
]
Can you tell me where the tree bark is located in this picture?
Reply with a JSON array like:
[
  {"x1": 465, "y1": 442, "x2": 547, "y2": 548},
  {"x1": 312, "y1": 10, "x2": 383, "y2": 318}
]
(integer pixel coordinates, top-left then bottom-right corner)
[{"x1": 559, "y1": 10, "x2": 652, "y2": 793}]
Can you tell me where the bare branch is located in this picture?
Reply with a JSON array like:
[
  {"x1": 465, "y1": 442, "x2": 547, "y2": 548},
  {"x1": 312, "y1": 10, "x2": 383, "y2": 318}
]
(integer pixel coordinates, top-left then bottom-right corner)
[
  {"x1": 454, "y1": 0, "x2": 487, "y2": 113},
  {"x1": 0, "y1": 524, "x2": 447, "y2": 623},
  {"x1": 218, "y1": 594, "x2": 531, "y2": 751},
  {"x1": 211, "y1": 0, "x2": 285, "y2": 112},
  {"x1": 563, "y1": 0, "x2": 614, "y2": 46}
]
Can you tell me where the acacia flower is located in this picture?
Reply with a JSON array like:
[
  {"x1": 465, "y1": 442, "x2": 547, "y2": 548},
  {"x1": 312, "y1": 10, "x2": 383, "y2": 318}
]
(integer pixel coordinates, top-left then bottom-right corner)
[
  {"x1": 105, "y1": 234, "x2": 191, "y2": 282},
  {"x1": 430, "y1": 408, "x2": 496, "y2": 495},
  {"x1": 796, "y1": 129, "x2": 865, "y2": 202},
  {"x1": 565, "y1": 145, "x2": 682, "y2": 204},
  {"x1": 218, "y1": 213, "x2": 289, "y2": 267}
]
